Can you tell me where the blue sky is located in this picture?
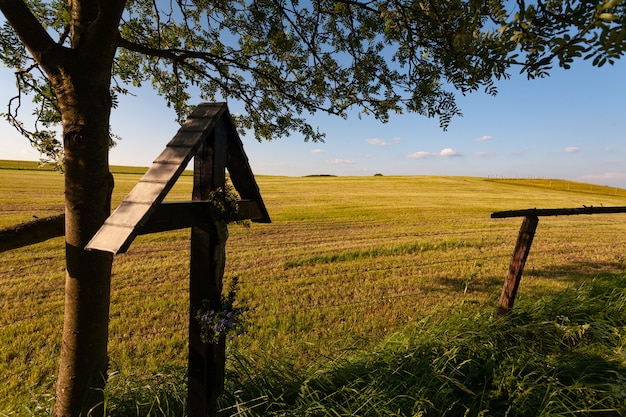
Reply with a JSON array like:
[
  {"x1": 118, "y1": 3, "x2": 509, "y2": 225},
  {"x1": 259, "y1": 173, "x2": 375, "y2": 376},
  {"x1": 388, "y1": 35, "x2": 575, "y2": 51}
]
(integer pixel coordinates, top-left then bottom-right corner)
[{"x1": 1, "y1": 57, "x2": 625, "y2": 186}]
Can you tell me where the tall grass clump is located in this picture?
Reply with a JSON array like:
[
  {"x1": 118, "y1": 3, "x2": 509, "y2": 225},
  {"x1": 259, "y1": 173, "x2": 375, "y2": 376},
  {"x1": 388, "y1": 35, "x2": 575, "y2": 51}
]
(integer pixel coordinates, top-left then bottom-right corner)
[
  {"x1": 102, "y1": 367, "x2": 187, "y2": 417},
  {"x1": 219, "y1": 273, "x2": 626, "y2": 416}
]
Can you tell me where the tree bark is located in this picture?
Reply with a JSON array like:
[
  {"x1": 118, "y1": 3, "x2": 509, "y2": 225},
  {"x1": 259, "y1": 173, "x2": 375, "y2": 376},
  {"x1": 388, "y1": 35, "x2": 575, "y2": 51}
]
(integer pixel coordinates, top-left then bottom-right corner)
[
  {"x1": 0, "y1": 2, "x2": 127, "y2": 415},
  {"x1": 51, "y1": 58, "x2": 116, "y2": 416}
]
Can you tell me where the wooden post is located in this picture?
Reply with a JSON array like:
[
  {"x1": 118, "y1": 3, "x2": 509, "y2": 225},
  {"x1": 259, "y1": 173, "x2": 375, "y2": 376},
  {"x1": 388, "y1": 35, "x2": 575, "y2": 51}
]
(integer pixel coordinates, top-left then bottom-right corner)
[
  {"x1": 83, "y1": 103, "x2": 270, "y2": 415},
  {"x1": 188, "y1": 117, "x2": 228, "y2": 417},
  {"x1": 497, "y1": 215, "x2": 539, "y2": 315}
]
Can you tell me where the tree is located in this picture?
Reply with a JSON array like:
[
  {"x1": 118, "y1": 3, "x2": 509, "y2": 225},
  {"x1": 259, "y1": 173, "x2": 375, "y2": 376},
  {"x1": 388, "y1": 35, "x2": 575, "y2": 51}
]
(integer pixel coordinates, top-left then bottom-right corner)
[{"x1": 0, "y1": 0, "x2": 623, "y2": 415}]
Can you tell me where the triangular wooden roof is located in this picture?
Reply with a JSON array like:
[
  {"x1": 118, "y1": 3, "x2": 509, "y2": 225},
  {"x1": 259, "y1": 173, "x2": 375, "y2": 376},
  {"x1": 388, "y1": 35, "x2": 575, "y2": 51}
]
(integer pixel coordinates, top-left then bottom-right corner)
[{"x1": 86, "y1": 102, "x2": 270, "y2": 255}]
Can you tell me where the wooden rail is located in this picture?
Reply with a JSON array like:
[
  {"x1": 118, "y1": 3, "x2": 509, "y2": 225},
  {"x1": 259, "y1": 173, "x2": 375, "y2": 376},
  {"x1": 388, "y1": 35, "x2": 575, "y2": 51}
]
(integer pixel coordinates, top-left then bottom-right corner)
[
  {"x1": 492, "y1": 205, "x2": 626, "y2": 314},
  {"x1": 0, "y1": 200, "x2": 262, "y2": 253},
  {"x1": 491, "y1": 206, "x2": 626, "y2": 218},
  {"x1": 0, "y1": 214, "x2": 64, "y2": 252}
]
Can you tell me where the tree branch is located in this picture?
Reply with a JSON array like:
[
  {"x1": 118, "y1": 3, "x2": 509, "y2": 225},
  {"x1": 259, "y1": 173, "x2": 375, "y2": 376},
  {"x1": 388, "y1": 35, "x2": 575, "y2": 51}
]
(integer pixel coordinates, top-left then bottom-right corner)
[
  {"x1": 90, "y1": 0, "x2": 127, "y2": 51},
  {"x1": 0, "y1": 0, "x2": 63, "y2": 73},
  {"x1": 332, "y1": 0, "x2": 378, "y2": 14}
]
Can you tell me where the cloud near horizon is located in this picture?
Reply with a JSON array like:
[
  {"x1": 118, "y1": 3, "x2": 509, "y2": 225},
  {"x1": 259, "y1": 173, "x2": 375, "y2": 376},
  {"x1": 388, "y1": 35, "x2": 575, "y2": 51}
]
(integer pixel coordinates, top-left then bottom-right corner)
[
  {"x1": 366, "y1": 138, "x2": 389, "y2": 146},
  {"x1": 406, "y1": 151, "x2": 436, "y2": 159},
  {"x1": 475, "y1": 151, "x2": 496, "y2": 157},
  {"x1": 565, "y1": 146, "x2": 581, "y2": 153},
  {"x1": 406, "y1": 148, "x2": 463, "y2": 159},
  {"x1": 327, "y1": 158, "x2": 354, "y2": 165},
  {"x1": 579, "y1": 172, "x2": 626, "y2": 181},
  {"x1": 474, "y1": 135, "x2": 493, "y2": 142},
  {"x1": 440, "y1": 148, "x2": 463, "y2": 157},
  {"x1": 310, "y1": 148, "x2": 327, "y2": 154}
]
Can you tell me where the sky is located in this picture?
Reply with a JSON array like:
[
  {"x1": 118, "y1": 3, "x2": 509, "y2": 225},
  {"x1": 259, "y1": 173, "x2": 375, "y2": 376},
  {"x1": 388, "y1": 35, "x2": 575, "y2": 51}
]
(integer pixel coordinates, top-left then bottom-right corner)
[{"x1": 1, "y1": 56, "x2": 625, "y2": 187}]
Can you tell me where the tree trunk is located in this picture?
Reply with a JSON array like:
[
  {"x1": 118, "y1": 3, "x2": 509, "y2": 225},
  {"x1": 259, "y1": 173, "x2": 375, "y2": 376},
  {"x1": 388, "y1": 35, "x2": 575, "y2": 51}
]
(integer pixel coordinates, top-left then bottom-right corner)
[
  {"x1": 52, "y1": 64, "x2": 115, "y2": 417},
  {"x1": 0, "y1": 2, "x2": 126, "y2": 415}
]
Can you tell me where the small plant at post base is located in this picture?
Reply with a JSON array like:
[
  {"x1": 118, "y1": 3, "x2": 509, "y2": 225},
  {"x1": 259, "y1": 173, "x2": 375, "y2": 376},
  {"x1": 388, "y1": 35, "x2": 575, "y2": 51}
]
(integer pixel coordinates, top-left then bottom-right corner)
[{"x1": 196, "y1": 278, "x2": 249, "y2": 345}]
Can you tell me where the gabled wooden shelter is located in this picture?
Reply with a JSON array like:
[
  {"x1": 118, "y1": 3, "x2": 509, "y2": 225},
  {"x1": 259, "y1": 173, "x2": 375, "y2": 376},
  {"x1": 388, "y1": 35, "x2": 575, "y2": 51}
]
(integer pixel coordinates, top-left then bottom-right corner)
[
  {"x1": 86, "y1": 102, "x2": 269, "y2": 254},
  {"x1": 86, "y1": 102, "x2": 270, "y2": 417}
]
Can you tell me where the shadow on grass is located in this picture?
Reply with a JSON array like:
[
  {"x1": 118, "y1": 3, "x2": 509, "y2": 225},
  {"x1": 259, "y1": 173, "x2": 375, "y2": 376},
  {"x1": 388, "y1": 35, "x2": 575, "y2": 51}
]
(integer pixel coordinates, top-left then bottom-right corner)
[
  {"x1": 96, "y1": 272, "x2": 626, "y2": 416},
  {"x1": 218, "y1": 272, "x2": 626, "y2": 416},
  {"x1": 432, "y1": 274, "x2": 503, "y2": 296},
  {"x1": 529, "y1": 260, "x2": 625, "y2": 282}
]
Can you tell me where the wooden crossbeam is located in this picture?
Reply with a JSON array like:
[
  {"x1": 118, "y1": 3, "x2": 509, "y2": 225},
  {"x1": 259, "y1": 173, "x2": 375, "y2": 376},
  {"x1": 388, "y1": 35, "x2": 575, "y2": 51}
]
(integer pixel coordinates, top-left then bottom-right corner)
[
  {"x1": 0, "y1": 214, "x2": 64, "y2": 252},
  {"x1": 492, "y1": 206, "x2": 626, "y2": 218}
]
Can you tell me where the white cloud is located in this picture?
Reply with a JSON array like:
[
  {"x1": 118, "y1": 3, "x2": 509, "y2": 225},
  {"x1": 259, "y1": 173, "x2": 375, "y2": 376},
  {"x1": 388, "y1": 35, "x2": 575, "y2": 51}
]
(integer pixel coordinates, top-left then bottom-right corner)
[
  {"x1": 366, "y1": 138, "x2": 389, "y2": 146},
  {"x1": 327, "y1": 158, "x2": 354, "y2": 165},
  {"x1": 310, "y1": 148, "x2": 327, "y2": 154},
  {"x1": 440, "y1": 148, "x2": 463, "y2": 157},
  {"x1": 565, "y1": 146, "x2": 581, "y2": 153},
  {"x1": 392, "y1": 137, "x2": 401, "y2": 144},
  {"x1": 406, "y1": 151, "x2": 436, "y2": 159},
  {"x1": 579, "y1": 172, "x2": 626, "y2": 181},
  {"x1": 474, "y1": 135, "x2": 493, "y2": 142},
  {"x1": 475, "y1": 151, "x2": 496, "y2": 157}
]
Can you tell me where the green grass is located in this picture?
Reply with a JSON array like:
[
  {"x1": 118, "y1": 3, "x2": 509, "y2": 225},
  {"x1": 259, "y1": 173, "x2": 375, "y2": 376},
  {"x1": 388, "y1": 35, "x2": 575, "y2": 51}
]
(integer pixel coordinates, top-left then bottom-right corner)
[
  {"x1": 1, "y1": 165, "x2": 626, "y2": 414},
  {"x1": 93, "y1": 274, "x2": 626, "y2": 416},
  {"x1": 216, "y1": 274, "x2": 626, "y2": 416}
]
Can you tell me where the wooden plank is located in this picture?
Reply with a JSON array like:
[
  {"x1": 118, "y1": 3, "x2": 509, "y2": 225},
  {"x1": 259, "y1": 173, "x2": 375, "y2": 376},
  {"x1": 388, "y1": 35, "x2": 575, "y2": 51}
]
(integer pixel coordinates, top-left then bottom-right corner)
[
  {"x1": 141, "y1": 161, "x2": 188, "y2": 183},
  {"x1": 235, "y1": 200, "x2": 264, "y2": 221},
  {"x1": 189, "y1": 102, "x2": 227, "y2": 119},
  {"x1": 85, "y1": 223, "x2": 136, "y2": 255},
  {"x1": 124, "y1": 181, "x2": 169, "y2": 205},
  {"x1": 166, "y1": 130, "x2": 208, "y2": 148},
  {"x1": 497, "y1": 215, "x2": 539, "y2": 315},
  {"x1": 492, "y1": 206, "x2": 626, "y2": 218},
  {"x1": 140, "y1": 202, "x2": 210, "y2": 234},
  {"x1": 154, "y1": 144, "x2": 196, "y2": 166},
  {"x1": 181, "y1": 103, "x2": 226, "y2": 132},
  {"x1": 100, "y1": 202, "x2": 152, "y2": 228},
  {"x1": 0, "y1": 213, "x2": 64, "y2": 252},
  {"x1": 223, "y1": 112, "x2": 271, "y2": 223},
  {"x1": 86, "y1": 104, "x2": 234, "y2": 254}
]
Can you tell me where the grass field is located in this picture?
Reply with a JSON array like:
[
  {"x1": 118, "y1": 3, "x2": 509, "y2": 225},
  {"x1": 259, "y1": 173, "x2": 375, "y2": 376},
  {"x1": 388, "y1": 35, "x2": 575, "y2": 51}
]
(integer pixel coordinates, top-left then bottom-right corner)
[{"x1": 1, "y1": 164, "x2": 626, "y2": 414}]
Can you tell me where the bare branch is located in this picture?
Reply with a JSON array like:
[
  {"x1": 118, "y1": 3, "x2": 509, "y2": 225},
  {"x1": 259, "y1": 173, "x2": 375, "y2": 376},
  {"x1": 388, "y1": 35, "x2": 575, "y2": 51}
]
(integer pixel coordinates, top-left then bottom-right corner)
[{"x1": 0, "y1": 0, "x2": 63, "y2": 73}]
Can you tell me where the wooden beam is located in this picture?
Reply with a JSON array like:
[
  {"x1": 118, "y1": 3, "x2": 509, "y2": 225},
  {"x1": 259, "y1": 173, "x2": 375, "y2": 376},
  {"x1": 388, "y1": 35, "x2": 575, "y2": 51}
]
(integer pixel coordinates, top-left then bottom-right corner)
[
  {"x1": 224, "y1": 112, "x2": 271, "y2": 224},
  {"x1": 491, "y1": 206, "x2": 626, "y2": 218},
  {"x1": 137, "y1": 200, "x2": 263, "y2": 235},
  {"x1": 497, "y1": 215, "x2": 539, "y2": 315},
  {"x1": 0, "y1": 214, "x2": 64, "y2": 252},
  {"x1": 188, "y1": 115, "x2": 227, "y2": 417}
]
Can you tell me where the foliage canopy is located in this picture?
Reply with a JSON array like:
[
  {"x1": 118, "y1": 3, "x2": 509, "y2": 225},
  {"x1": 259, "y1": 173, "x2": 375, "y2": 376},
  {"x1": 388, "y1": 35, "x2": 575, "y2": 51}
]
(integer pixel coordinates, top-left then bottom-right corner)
[{"x1": 2, "y1": 0, "x2": 624, "y2": 161}]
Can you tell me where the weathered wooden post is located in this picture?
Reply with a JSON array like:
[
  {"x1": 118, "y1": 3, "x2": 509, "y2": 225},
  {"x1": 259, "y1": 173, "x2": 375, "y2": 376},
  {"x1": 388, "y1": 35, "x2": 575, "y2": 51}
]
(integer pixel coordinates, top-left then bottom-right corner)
[
  {"x1": 188, "y1": 116, "x2": 228, "y2": 416},
  {"x1": 84, "y1": 103, "x2": 270, "y2": 417},
  {"x1": 497, "y1": 215, "x2": 538, "y2": 315}
]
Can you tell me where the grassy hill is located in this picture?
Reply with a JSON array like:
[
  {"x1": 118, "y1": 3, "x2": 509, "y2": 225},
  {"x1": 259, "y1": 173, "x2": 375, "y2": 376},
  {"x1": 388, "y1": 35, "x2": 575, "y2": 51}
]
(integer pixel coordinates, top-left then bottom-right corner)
[{"x1": 1, "y1": 165, "x2": 625, "y2": 415}]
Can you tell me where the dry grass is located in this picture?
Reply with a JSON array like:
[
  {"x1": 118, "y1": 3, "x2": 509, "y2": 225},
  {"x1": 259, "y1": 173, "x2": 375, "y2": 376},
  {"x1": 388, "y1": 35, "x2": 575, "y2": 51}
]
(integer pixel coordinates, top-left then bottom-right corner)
[{"x1": 2, "y1": 168, "x2": 626, "y2": 412}]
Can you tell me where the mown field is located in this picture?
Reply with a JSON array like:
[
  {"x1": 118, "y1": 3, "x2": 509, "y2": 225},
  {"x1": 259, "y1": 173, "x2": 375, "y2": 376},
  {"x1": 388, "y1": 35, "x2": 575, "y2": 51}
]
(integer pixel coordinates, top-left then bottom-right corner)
[{"x1": 2, "y1": 164, "x2": 626, "y2": 413}]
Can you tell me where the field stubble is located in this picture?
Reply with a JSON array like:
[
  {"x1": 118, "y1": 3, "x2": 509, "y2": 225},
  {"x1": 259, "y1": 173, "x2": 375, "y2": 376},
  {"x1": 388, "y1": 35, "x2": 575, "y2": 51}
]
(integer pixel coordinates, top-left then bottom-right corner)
[{"x1": 2, "y1": 169, "x2": 626, "y2": 410}]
